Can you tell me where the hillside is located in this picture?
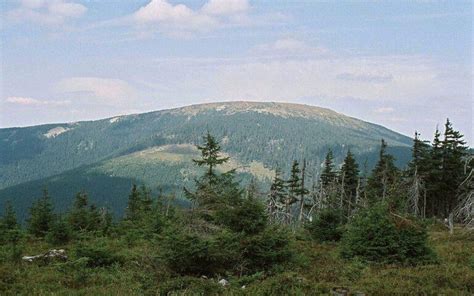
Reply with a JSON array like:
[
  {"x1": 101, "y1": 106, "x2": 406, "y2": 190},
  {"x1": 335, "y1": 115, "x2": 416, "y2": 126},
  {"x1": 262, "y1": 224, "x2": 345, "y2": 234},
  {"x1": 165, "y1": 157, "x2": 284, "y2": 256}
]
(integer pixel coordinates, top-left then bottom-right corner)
[{"x1": 0, "y1": 101, "x2": 412, "y2": 218}]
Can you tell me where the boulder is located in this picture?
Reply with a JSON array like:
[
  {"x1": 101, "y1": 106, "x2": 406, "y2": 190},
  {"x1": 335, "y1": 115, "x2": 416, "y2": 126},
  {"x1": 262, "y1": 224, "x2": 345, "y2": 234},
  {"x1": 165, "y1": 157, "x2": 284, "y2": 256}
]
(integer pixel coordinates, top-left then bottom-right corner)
[{"x1": 22, "y1": 249, "x2": 67, "y2": 263}]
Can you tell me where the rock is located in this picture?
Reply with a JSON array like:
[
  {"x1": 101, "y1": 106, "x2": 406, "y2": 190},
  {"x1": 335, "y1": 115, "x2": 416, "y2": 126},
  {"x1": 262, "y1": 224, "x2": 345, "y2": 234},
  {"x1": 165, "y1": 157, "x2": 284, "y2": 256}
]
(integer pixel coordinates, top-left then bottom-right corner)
[
  {"x1": 331, "y1": 287, "x2": 349, "y2": 296},
  {"x1": 22, "y1": 249, "x2": 67, "y2": 263},
  {"x1": 201, "y1": 275, "x2": 208, "y2": 279},
  {"x1": 218, "y1": 279, "x2": 229, "y2": 287},
  {"x1": 241, "y1": 285, "x2": 246, "y2": 289}
]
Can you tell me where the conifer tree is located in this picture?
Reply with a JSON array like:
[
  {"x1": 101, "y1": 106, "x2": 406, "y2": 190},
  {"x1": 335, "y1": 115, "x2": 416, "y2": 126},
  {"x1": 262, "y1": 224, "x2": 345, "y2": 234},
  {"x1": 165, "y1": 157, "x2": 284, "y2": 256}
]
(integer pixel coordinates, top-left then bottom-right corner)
[
  {"x1": 69, "y1": 191, "x2": 90, "y2": 231},
  {"x1": 193, "y1": 132, "x2": 229, "y2": 184},
  {"x1": 440, "y1": 119, "x2": 468, "y2": 216},
  {"x1": 297, "y1": 159, "x2": 310, "y2": 222},
  {"x1": 1, "y1": 200, "x2": 18, "y2": 231},
  {"x1": 286, "y1": 160, "x2": 302, "y2": 224},
  {"x1": 406, "y1": 132, "x2": 431, "y2": 217},
  {"x1": 268, "y1": 168, "x2": 287, "y2": 222},
  {"x1": 320, "y1": 149, "x2": 337, "y2": 187},
  {"x1": 366, "y1": 139, "x2": 399, "y2": 203},
  {"x1": 27, "y1": 189, "x2": 55, "y2": 237},
  {"x1": 340, "y1": 150, "x2": 360, "y2": 218},
  {"x1": 426, "y1": 127, "x2": 444, "y2": 217},
  {"x1": 126, "y1": 184, "x2": 142, "y2": 221}
]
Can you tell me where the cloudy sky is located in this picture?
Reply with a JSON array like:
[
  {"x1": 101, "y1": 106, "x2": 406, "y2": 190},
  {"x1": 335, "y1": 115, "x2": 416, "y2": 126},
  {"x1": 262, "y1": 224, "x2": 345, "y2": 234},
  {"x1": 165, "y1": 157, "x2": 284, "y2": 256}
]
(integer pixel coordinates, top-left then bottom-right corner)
[{"x1": 1, "y1": 0, "x2": 472, "y2": 144}]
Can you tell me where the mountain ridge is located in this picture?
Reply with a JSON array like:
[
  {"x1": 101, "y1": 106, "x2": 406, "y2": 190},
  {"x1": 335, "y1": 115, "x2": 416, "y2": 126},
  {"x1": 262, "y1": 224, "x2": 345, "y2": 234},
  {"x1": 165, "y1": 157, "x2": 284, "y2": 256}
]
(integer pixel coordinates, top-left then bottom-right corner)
[{"x1": 0, "y1": 101, "x2": 413, "y2": 219}]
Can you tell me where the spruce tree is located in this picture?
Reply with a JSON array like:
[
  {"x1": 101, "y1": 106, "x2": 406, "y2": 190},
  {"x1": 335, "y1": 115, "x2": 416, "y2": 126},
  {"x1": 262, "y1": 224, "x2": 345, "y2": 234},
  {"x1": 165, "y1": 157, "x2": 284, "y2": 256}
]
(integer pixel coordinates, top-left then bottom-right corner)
[
  {"x1": 126, "y1": 184, "x2": 142, "y2": 221},
  {"x1": 340, "y1": 150, "x2": 360, "y2": 218},
  {"x1": 1, "y1": 200, "x2": 18, "y2": 231},
  {"x1": 366, "y1": 139, "x2": 399, "y2": 203},
  {"x1": 268, "y1": 168, "x2": 287, "y2": 222},
  {"x1": 193, "y1": 132, "x2": 229, "y2": 184},
  {"x1": 426, "y1": 127, "x2": 443, "y2": 217},
  {"x1": 440, "y1": 119, "x2": 468, "y2": 216},
  {"x1": 286, "y1": 160, "x2": 301, "y2": 224},
  {"x1": 407, "y1": 132, "x2": 430, "y2": 217},
  {"x1": 27, "y1": 189, "x2": 55, "y2": 237},
  {"x1": 320, "y1": 149, "x2": 337, "y2": 187},
  {"x1": 69, "y1": 191, "x2": 90, "y2": 231}
]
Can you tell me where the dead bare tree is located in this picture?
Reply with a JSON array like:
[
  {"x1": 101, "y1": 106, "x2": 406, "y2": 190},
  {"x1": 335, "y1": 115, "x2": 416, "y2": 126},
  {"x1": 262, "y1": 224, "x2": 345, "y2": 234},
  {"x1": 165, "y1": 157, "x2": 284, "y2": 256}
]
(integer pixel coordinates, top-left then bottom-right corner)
[{"x1": 454, "y1": 155, "x2": 473, "y2": 230}]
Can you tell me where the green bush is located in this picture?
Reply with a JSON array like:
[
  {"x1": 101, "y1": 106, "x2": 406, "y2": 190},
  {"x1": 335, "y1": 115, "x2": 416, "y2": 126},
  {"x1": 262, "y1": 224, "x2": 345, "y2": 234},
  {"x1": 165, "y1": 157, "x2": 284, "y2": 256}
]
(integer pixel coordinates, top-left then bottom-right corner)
[
  {"x1": 162, "y1": 227, "x2": 216, "y2": 276},
  {"x1": 340, "y1": 203, "x2": 437, "y2": 265},
  {"x1": 240, "y1": 225, "x2": 293, "y2": 273},
  {"x1": 306, "y1": 208, "x2": 343, "y2": 242},
  {"x1": 215, "y1": 197, "x2": 267, "y2": 235},
  {"x1": 46, "y1": 217, "x2": 73, "y2": 245},
  {"x1": 74, "y1": 243, "x2": 123, "y2": 268}
]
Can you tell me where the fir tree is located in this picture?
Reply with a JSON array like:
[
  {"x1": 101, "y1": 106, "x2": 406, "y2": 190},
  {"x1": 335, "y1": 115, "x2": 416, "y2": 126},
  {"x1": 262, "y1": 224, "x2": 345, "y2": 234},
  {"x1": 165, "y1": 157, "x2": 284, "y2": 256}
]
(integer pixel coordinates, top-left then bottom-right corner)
[
  {"x1": 426, "y1": 127, "x2": 444, "y2": 217},
  {"x1": 366, "y1": 139, "x2": 399, "y2": 203},
  {"x1": 68, "y1": 191, "x2": 90, "y2": 231},
  {"x1": 1, "y1": 200, "x2": 18, "y2": 231},
  {"x1": 440, "y1": 119, "x2": 468, "y2": 216},
  {"x1": 286, "y1": 160, "x2": 301, "y2": 224},
  {"x1": 320, "y1": 149, "x2": 337, "y2": 187},
  {"x1": 126, "y1": 184, "x2": 142, "y2": 221},
  {"x1": 192, "y1": 132, "x2": 229, "y2": 184},
  {"x1": 27, "y1": 189, "x2": 55, "y2": 237},
  {"x1": 340, "y1": 150, "x2": 360, "y2": 218},
  {"x1": 268, "y1": 168, "x2": 287, "y2": 222}
]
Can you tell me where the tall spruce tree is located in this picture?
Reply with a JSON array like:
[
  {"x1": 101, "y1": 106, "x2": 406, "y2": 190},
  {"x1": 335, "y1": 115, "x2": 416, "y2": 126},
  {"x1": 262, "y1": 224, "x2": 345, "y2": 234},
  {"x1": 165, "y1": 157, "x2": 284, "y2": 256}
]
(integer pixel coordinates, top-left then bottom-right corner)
[
  {"x1": 286, "y1": 160, "x2": 302, "y2": 224},
  {"x1": 440, "y1": 119, "x2": 468, "y2": 216},
  {"x1": 268, "y1": 168, "x2": 287, "y2": 222},
  {"x1": 126, "y1": 184, "x2": 142, "y2": 221},
  {"x1": 426, "y1": 127, "x2": 444, "y2": 217},
  {"x1": 193, "y1": 131, "x2": 230, "y2": 184},
  {"x1": 340, "y1": 150, "x2": 360, "y2": 218},
  {"x1": 1, "y1": 200, "x2": 18, "y2": 231},
  {"x1": 366, "y1": 139, "x2": 399, "y2": 203},
  {"x1": 27, "y1": 189, "x2": 55, "y2": 237},
  {"x1": 68, "y1": 191, "x2": 90, "y2": 231},
  {"x1": 320, "y1": 149, "x2": 337, "y2": 187},
  {"x1": 406, "y1": 131, "x2": 431, "y2": 217}
]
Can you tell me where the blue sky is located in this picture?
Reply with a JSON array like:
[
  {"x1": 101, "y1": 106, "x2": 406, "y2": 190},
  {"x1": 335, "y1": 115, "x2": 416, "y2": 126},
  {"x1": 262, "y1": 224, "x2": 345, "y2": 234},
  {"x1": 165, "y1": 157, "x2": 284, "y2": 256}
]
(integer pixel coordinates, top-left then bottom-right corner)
[{"x1": 1, "y1": 0, "x2": 472, "y2": 144}]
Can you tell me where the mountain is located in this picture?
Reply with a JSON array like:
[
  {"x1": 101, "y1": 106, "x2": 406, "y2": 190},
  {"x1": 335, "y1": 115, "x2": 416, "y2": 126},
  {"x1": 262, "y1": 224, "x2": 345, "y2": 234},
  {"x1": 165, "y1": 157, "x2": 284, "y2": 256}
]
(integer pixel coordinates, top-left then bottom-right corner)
[{"x1": 0, "y1": 101, "x2": 413, "y2": 220}]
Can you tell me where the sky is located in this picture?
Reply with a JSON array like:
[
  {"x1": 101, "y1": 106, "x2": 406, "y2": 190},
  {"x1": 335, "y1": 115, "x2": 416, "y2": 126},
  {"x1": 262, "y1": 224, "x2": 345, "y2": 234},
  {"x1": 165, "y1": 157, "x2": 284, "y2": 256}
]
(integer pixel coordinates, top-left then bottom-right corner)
[{"x1": 0, "y1": 0, "x2": 472, "y2": 144}]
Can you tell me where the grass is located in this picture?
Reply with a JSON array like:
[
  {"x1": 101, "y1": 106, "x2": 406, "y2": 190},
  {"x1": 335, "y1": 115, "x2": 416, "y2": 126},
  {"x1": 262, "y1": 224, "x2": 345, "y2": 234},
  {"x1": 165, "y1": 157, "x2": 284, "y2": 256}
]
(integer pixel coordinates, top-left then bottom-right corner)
[{"x1": 1, "y1": 228, "x2": 473, "y2": 295}]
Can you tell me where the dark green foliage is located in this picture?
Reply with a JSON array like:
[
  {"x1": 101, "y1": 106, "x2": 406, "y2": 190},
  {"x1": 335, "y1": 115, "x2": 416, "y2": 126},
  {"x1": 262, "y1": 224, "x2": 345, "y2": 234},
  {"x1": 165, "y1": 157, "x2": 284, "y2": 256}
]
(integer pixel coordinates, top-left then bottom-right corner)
[
  {"x1": 193, "y1": 132, "x2": 230, "y2": 182},
  {"x1": 366, "y1": 140, "x2": 400, "y2": 203},
  {"x1": 74, "y1": 243, "x2": 123, "y2": 268},
  {"x1": 341, "y1": 203, "x2": 437, "y2": 265},
  {"x1": 46, "y1": 216, "x2": 73, "y2": 245},
  {"x1": 321, "y1": 149, "x2": 337, "y2": 187},
  {"x1": 240, "y1": 225, "x2": 293, "y2": 273},
  {"x1": 216, "y1": 196, "x2": 267, "y2": 234},
  {"x1": 0, "y1": 201, "x2": 17, "y2": 231},
  {"x1": 68, "y1": 191, "x2": 102, "y2": 232},
  {"x1": 161, "y1": 227, "x2": 217, "y2": 276},
  {"x1": 307, "y1": 209, "x2": 343, "y2": 242},
  {"x1": 340, "y1": 150, "x2": 360, "y2": 217},
  {"x1": 27, "y1": 189, "x2": 55, "y2": 237}
]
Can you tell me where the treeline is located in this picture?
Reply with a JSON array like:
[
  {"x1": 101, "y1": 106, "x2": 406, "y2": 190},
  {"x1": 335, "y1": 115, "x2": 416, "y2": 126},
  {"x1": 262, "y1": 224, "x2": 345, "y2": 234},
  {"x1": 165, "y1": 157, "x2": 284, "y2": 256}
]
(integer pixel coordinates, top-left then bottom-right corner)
[{"x1": 267, "y1": 119, "x2": 472, "y2": 226}]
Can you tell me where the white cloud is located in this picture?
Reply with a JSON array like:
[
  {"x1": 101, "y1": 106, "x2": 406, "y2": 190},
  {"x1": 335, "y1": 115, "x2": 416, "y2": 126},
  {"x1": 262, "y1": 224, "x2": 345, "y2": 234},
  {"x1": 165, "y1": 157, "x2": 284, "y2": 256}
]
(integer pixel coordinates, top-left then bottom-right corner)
[
  {"x1": 252, "y1": 38, "x2": 329, "y2": 57},
  {"x1": 55, "y1": 77, "x2": 135, "y2": 104},
  {"x1": 7, "y1": 0, "x2": 87, "y2": 24},
  {"x1": 5, "y1": 96, "x2": 70, "y2": 106},
  {"x1": 201, "y1": 0, "x2": 249, "y2": 16},
  {"x1": 129, "y1": 0, "x2": 258, "y2": 37},
  {"x1": 374, "y1": 107, "x2": 395, "y2": 113}
]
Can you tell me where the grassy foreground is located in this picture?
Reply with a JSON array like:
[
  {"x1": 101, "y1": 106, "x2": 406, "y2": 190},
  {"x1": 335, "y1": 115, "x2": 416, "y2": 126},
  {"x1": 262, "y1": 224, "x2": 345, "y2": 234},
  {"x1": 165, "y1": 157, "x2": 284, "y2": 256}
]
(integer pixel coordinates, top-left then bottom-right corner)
[{"x1": 1, "y1": 228, "x2": 473, "y2": 295}]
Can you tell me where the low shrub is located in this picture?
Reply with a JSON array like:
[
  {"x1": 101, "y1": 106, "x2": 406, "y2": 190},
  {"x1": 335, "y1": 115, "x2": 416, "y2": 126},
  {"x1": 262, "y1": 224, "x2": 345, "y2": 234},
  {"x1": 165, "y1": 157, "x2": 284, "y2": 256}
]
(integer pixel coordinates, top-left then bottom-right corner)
[
  {"x1": 74, "y1": 243, "x2": 123, "y2": 268},
  {"x1": 340, "y1": 202, "x2": 437, "y2": 265},
  {"x1": 306, "y1": 208, "x2": 343, "y2": 242}
]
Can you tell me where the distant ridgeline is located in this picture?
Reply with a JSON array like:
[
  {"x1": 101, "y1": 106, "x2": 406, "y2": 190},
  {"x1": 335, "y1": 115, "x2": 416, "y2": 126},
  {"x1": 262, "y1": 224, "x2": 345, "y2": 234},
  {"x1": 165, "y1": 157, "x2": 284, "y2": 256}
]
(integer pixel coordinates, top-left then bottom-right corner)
[{"x1": 0, "y1": 102, "x2": 412, "y2": 220}]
